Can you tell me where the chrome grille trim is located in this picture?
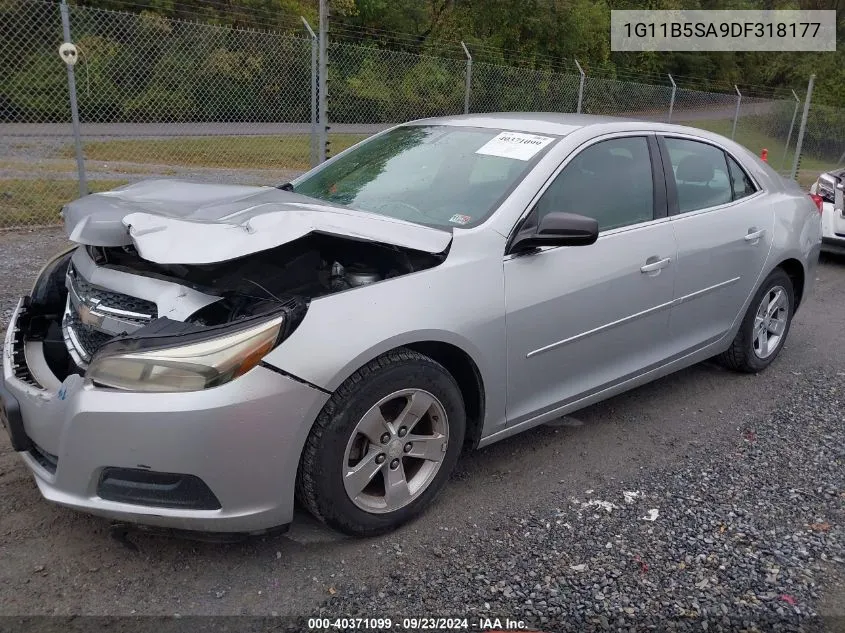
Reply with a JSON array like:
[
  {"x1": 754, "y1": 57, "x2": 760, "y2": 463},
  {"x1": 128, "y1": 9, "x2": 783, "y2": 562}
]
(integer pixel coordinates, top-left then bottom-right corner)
[
  {"x1": 62, "y1": 263, "x2": 159, "y2": 367},
  {"x1": 66, "y1": 264, "x2": 157, "y2": 324},
  {"x1": 62, "y1": 301, "x2": 92, "y2": 367}
]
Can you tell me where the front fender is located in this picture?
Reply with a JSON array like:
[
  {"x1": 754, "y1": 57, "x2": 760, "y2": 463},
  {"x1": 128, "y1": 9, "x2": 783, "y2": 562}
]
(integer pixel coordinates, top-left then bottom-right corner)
[{"x1": 261, "y1": 230, "x2": 509, "y2": 436}]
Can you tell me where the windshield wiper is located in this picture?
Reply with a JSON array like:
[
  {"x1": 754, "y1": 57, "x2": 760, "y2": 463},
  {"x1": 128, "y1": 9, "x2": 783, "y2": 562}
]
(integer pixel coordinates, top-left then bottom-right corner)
[{"x1": 276, "y1": 182, "x2": 294, "y2": 191}]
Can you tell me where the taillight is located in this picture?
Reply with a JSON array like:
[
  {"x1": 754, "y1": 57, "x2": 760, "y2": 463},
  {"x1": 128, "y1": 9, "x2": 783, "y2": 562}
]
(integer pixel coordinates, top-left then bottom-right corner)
[{"x1": 809, "y1": 193, "x2": 824, "y2": 214}]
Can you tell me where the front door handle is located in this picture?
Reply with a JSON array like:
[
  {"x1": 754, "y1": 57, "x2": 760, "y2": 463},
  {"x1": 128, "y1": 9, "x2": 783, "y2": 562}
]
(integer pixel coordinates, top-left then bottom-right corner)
[
  {"x1": 744, "y1": 228, "x2": 766, "y2": 242},
  {"x1": 640, "y1": 257, "x2": 671, "y2": 273}
]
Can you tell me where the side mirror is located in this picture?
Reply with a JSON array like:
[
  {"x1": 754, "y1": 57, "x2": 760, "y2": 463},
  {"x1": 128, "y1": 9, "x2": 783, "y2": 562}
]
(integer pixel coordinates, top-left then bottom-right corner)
[{"x1": 510, "y1": 212, "x2": 599, "y2": 254}]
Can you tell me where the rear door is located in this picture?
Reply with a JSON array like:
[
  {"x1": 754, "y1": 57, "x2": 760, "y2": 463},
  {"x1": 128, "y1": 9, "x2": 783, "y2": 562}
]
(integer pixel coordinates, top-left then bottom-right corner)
[{"x1": 659, "y1": 135, "x2": 774, "y2": 353}]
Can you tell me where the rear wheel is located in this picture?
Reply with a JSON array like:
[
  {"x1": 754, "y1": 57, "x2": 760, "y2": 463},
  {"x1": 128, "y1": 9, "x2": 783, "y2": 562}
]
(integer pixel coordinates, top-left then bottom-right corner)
[
  {"x1": 296, "y1": 348, "x2": 465, "y2": 536},
  {"x1": 718, "y1": 268, "x2": 794, "y2": 373}
]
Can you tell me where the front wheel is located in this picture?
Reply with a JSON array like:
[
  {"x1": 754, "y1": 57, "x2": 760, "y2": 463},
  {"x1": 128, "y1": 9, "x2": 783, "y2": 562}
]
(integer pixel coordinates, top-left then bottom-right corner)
[
  {"x1": 718, "y1": 268, "x2": 794, "y2": 373},
  {"x1": 295, "y1": 348, "x2": 466, "y2": 536}
]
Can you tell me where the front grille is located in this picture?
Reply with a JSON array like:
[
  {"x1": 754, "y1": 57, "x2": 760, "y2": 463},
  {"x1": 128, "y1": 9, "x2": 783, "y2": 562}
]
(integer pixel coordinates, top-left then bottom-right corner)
[
  {"x1": 68, "y1": 265, "x2": 157, "y2": 322},
  {"x1": 62, "y1": 263, "x2": 158, "y2": 367},
  {"x1": 97, "y1": 468, "x2": 222, "y2": 510},
  {"x1": 63, "y1": 309, "x2": 114, "y2": 364}
]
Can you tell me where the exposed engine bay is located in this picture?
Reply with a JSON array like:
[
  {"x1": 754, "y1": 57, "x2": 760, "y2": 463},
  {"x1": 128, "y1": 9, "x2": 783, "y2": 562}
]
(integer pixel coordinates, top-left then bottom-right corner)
[
  {"x1": 16, "y1": 233, "x2": 446, "y2": 385},
  {"x1": 85, "y1": 233, "x2": 443, "y2": 324}
]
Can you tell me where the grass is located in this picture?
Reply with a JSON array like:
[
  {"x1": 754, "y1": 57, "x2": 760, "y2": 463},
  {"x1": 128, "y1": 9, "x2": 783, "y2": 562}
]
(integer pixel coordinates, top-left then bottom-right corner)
[
  {"x1": 5, "y1": 133, "x2": 368, "y2": 229},
  {"x1": 61, "y1": 134, "x2": 369, "y2": 170},
  {"x1": 0, "y1": 158, "x2": 177, "y2": 177},
  {"x1": 677, "y1": 117, "x2": 835, "y2": 187},
  {"x1": 0, "y1": 179, "x2": 128, "y2": 228}
]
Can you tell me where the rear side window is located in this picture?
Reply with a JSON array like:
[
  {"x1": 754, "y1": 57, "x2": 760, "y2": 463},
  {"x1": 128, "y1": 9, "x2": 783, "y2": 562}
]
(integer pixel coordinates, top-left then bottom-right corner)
[
  {"x1": 664, "y1": 137, "x2": 731, "y2": 213},
  {"x1": 726, "y1": 155, "x2": 757, "y2": 200}
]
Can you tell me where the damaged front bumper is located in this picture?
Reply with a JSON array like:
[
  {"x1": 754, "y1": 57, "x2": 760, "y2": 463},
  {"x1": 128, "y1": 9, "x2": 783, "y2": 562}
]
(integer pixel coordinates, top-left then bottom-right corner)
[{"x1": 2, "y1": 298, "x2": 330, "y2": 533}]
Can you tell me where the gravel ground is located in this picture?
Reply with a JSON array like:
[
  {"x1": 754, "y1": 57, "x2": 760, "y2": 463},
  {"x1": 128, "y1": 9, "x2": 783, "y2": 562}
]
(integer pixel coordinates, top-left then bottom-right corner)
[
  {"x1": 315, "y1": 370, "x2": 845, "y2": 632},
  {"x1": 0, "y1": 229, "x2": 843, "y2": 631},
  {"x1": 0, "y1": 228, "x2": 71, "y2": 333}
]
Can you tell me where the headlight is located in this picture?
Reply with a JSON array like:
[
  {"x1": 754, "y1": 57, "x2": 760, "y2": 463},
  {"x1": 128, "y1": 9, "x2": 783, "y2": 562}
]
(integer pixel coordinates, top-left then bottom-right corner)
[{"x1": 86, "y1": 315, "x2": 284, "y2": 392}]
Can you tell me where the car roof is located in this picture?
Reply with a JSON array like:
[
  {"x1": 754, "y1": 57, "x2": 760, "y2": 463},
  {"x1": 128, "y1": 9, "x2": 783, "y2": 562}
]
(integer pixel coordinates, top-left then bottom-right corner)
[
  {"x1": 409, "y1": 112, "x2": 728, "y2": 140},
  {"x1": 410, "y1": 112, "x2": 625, "y2": 136}
]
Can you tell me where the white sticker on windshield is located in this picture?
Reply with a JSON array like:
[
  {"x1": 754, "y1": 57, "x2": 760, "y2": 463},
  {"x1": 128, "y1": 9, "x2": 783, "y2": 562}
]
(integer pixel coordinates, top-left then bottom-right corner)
[{"x1": 475, "y1": 132, "x2": 554, "y2": 161}]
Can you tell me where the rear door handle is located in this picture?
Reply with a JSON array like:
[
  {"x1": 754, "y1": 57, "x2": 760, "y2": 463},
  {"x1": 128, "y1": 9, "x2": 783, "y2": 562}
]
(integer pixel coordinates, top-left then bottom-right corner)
[
  {"x1": 640, "y1": 257, "x2": 671, "y2": 273},
  {"x1": 744, "y1": 228, "x2": 766, "y2": 242}
]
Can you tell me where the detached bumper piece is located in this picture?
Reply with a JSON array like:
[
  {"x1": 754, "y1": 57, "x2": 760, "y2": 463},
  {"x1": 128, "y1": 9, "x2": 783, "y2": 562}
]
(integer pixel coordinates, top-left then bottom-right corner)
[
  {"x1": 9, "y1": 299, "x2": 42, "y2": 390},
  {"x1": 97, "y1": 467, "x2": 222, "y2": 510}
]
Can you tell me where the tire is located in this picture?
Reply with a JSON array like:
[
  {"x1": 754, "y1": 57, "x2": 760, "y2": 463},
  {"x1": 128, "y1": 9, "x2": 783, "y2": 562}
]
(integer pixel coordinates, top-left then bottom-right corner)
[
  {"x1": 718, "y1": 268, "x2": 795, "y2": 373},
  {"x1": 295, "y1": 348, "x2": 466, "y2": 537}
]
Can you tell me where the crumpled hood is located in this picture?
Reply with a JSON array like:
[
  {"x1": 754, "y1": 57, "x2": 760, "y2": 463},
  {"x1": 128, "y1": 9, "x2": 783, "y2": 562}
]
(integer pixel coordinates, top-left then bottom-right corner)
[{"x1": 62, "y1": 179, "x2": 452, "y2": 264}]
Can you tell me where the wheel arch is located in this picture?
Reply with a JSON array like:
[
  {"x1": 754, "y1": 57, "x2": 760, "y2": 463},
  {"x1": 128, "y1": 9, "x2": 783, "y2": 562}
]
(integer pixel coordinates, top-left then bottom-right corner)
[
  {"x1": 403, "y1": 341, "x2": 486, "y2": 452},
  {"x1": 774, "y1": 257, "x2": 805, "y2": 311},
  {"x1": 314, "y1": 333, "x2": 489, "y2": 453}
]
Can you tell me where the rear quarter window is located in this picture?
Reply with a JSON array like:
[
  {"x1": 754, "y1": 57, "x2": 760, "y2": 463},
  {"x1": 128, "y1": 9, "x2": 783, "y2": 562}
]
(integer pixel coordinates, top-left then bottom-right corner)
[{"x1": 664, "y1": 137, "x2": 732, "y2": 213}]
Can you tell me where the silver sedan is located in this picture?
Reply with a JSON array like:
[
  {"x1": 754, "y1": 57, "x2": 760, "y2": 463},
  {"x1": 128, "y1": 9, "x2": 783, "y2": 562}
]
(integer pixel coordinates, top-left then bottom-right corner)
[{"x1": 1, "y1": 114, "x2": 822, "y2": 537}]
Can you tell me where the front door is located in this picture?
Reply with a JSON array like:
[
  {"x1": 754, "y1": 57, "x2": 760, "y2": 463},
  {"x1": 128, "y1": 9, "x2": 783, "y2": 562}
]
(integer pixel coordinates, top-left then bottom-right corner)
[{"x1": 504, "y1": 134, "x2": 678, "y2": 426}]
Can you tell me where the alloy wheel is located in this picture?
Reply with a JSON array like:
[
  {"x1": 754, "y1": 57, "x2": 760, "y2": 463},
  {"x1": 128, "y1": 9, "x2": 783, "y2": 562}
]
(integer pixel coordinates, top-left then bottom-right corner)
[
  {"x1": 342, "y1": 389, "x2": 449, "y2": 514},
  {"x1": 752, "y1": 285, "x2": 789, "y2": 359}
]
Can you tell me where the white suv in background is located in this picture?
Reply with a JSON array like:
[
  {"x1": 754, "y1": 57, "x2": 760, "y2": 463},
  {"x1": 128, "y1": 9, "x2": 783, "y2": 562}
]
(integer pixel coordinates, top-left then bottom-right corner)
[{"x1": 810, "y1": 169, "x2": 845, "y2": 255}]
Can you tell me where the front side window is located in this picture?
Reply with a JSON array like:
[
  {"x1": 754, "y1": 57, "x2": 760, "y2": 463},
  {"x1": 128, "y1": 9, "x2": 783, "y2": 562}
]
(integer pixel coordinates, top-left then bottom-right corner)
[
  {"x1": 293, "y1": 125, "x2": 560, "y2": 228},
  {"x1": 532, "y1": 136, "x2": 654, "y2": 232},
  {"x1": 663, "y1": 137, "x2": 732, "y2": 213}
]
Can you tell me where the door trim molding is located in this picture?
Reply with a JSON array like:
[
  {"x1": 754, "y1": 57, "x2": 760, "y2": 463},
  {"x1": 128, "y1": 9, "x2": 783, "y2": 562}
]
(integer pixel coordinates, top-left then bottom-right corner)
[
  {"x1": 526, "y1": 276, "x2": 741, "y2": 359},
  {"x1": 483, "y1": 331, "x2": 730, "y2": 448}
]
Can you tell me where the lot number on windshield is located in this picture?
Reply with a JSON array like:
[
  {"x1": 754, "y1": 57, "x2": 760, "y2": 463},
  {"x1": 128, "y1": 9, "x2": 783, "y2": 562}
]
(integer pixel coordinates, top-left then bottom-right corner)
[{"x1": 475, "y1": 131, "x2": 554, "y2": 161}]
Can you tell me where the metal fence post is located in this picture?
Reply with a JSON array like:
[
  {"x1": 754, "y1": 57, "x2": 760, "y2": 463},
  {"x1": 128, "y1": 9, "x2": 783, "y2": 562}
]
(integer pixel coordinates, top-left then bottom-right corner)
[
  {"x1": 790, "y1": 74, "x2": 815, "y2": 181},
  {"x1": 461, "y1": 42, "x2": 472, "y2": 115},
  {"x1": 302, "y1": 17, "x2": 318, "y2": 169},
  {"x1": 317, "y1": 0, "x2": 328, "y2": 163},
  {"x1": 667, "y1": 74, "x2": 676, "y2": 123},
  {"x1": 780, "y1": 89, "x2": 801, "y2": 173},
  {"x1": 60, "y1": 0, "x2": 87, "y2": 196},
  {"x1": 574, "y1": 59, "x2": 585, "y2": 114},
  {"x1": 731, "y1": 85, "x2": 742, "y2": 140}
]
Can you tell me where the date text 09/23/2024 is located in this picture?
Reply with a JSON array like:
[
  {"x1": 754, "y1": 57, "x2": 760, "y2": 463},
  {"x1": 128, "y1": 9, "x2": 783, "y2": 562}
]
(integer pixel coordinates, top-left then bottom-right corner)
[{"x1": 307, "y1": 617, "x2": 534, "y2": 630}]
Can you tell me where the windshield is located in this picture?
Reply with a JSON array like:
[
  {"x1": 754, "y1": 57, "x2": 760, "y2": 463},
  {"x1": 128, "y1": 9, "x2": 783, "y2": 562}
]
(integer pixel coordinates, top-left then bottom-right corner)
[{"x1": 292, "y1": 125, "x2": 559, "y2": 228}]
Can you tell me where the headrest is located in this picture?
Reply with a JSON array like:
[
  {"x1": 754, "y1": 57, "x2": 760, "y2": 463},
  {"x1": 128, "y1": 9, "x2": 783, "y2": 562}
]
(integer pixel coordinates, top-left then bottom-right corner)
[
  {"x1": 606, "y1": 153, "x2": 634, "y2": 174},
  {"x1": 676, "y1": 154, "x2": 714, "y2": 183},
  {"x1": 579, "y1": 149, "x2": 632, "y2": 175}
]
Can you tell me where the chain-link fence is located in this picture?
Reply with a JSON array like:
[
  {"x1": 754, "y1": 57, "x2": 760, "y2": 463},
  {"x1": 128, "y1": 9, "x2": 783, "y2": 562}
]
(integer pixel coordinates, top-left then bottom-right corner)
[
  {"x1": 793, "y1": 103, "x2": 845, "y2": 184},
  {"x1": 1, "y1": 0, "x2": 842, "y2": 228}
]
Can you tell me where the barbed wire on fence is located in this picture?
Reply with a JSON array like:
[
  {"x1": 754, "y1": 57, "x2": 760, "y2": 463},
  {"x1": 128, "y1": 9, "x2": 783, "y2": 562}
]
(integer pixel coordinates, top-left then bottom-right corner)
[{"x1": 1, "y1": 0, "x2": 842, "y2": 229}]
